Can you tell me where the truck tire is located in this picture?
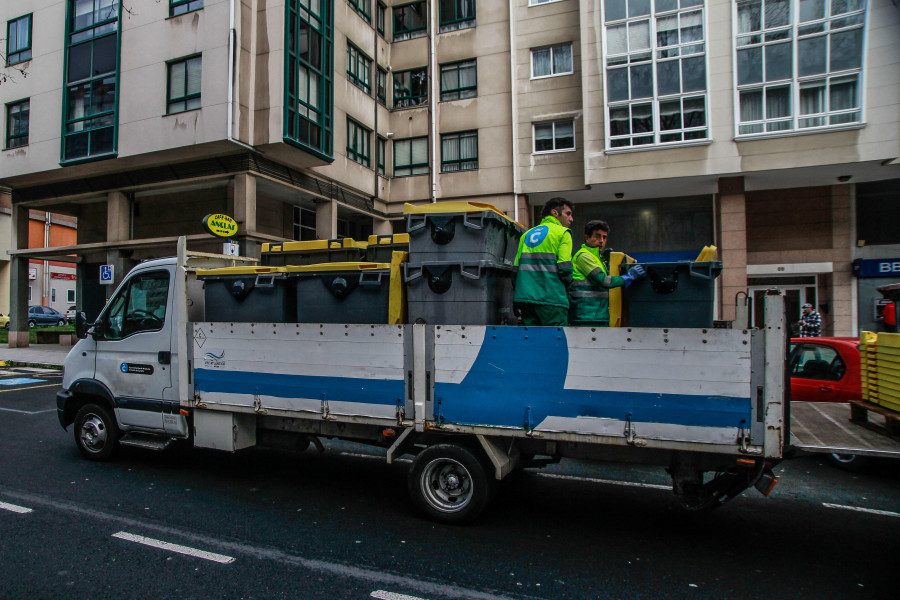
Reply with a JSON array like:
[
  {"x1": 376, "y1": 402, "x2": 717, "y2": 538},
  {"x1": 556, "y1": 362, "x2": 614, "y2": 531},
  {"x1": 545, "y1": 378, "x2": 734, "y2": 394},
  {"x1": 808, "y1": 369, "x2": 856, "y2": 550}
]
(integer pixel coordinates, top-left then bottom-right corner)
[
  {"x1": 408, "y1": 444, "x2": 495, "y2": 524},
  {"x1": 74, "y1": 403, "x2": 119, "y2": 461}
]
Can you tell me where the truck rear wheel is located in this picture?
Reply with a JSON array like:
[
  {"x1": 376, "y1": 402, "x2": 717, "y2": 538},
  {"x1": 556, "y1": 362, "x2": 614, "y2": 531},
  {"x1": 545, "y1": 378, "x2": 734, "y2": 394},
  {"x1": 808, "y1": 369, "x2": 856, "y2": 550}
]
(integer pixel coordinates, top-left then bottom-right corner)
[
  {"x1": 74, "y1": 403, "x2": 119, "y2": 461},
  {"x1": 408, "y1": 444, "x2": 494, "y2": 524}
]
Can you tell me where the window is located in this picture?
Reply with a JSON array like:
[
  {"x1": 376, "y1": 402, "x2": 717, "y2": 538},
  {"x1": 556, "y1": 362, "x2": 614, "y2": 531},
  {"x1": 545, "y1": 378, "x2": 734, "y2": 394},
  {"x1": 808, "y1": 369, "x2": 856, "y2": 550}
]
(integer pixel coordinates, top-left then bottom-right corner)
[
  {"x1": 293, "y1": 206, "x2": 317, "y2": 240},
  {"x1": 68, "y1": 289, "x2": 77, "y2": 303},
  {"x1": 440, "y1": 0, "x2": 476, "y2": 32},
  {"x1": 394, "y1": 2, "x2": 427, "y2": 41},
  {"x1": 440, "y1": 59, "x2": 477, "y2": 101},
  {"x1": 285, "y1": 0, "x2": 333, "y2": 160},
  {"x1": 441, "y1": 131, "x2": 478, "y2": 172},
  {"x1": 62, "y1": 0, "x2": 120, "y2": 163},
  {"x1": 6, "y1": 99, "x2": 29, "y2": 149},
  {"x1": 377, "y1": 136, "x2": 386, "y2": 175},
  {"x1": 6, "y1": 14, "x2": 32, "y2": 65},
  {"x1": 393, "y1": 68, "x2": 428, "y2": 108},
  {"x1": 171, "y1": 0, "x2": 203, "y2": 17},
  {"x1": 28, "y1": 286, "x2": 33, "y2": 302},
  {"x1": 51, "y1": 288, "x2": 57, "y2": 303},
  {"x1": 346, "y1": 118, "x2": 371, "y2": 167},
  {"x1": 349, "y1": 0, "x2": 371, "y2": 22},
  {"x1": 791, "y1": 343, "x2": 845, "y2": 381},
  {"x1": 101, "y1": 270, "x2": 170, "y2": 341},
  {"x1": 533, "y1": 119, "x2": 574, "y2": 153},
  {"x1": 377, "y1": 67, "x2": 388, "y2": 105},
  {"x1": 531, "y1": 44, "x2": 573, "y2": 78},
  {"x1": 735, "y1": 0, "x2": 865, "y2": 135},
  {"x1": 394, "y1": 136, "x2": 428, "y2": 176},
  {"x1": 604, "y1": 0, "x2": 708, "y2": 149},
  {"x1": 167, "y1": 55, "x2": 201, "y2": 114},
  {"x1": 377, "y1": 2, "x2": 386, "y2": 36},
  {"x1": 347, "y1": 43, "x2": 372, "y2": 94}
]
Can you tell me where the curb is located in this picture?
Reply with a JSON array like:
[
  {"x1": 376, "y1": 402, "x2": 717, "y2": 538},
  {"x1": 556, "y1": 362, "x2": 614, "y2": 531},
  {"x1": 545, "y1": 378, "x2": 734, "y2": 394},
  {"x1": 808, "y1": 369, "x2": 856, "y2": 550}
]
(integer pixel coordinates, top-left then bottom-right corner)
[{"x1": 0, "y1": 361, "x2": 63, "y2": 370}]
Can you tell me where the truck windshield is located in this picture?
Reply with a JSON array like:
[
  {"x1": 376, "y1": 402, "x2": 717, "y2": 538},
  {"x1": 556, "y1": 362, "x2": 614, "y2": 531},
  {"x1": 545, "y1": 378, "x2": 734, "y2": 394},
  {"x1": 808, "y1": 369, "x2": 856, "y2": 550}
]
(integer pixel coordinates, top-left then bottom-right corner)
[{"x1": 102, "y1": 270, "x2": 170, "y2": 340}]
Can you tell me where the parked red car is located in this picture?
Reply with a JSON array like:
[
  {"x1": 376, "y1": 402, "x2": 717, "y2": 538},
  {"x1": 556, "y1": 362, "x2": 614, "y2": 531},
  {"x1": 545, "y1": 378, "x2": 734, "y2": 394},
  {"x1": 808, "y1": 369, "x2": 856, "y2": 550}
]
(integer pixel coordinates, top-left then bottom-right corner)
[{"x1": 789, "y1": 337, "x2": 862, "y2": 403}]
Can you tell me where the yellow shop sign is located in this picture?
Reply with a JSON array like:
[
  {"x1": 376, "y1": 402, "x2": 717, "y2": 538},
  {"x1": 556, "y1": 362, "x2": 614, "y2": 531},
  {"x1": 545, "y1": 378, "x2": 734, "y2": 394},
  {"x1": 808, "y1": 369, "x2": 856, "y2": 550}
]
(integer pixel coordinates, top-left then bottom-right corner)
[{"x1": 202, "y1": 214, "x2": 238, "y2": 238}]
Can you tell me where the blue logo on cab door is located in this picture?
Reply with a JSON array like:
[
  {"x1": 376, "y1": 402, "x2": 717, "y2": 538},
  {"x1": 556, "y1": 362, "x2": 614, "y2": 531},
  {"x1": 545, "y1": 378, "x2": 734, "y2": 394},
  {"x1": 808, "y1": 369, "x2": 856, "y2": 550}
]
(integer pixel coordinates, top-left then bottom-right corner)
[
  {"x1": 524, "y1": 226, "x2": 549, "y2": 248},
  {"x1": 120, "y1": 363, "x2": 129, "y2": 373}
]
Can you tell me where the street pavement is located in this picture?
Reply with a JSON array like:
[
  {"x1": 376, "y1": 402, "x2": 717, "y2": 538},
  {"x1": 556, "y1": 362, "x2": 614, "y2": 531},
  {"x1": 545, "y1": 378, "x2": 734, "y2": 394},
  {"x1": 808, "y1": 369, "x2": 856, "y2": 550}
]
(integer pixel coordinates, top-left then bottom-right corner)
[{"x1": 0, "y1": 344, "x2": 69, "y2": 368}]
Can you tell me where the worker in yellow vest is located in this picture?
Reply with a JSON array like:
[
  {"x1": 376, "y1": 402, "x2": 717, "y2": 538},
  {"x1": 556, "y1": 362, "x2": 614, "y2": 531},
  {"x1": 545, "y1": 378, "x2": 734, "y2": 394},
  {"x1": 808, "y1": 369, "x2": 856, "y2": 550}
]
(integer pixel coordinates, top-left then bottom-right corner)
[
  {"x1": 569, "y1": 220, "x2": 645, "y2": 326},
  {"x1": 514, "y1": 198, "x2": 574, "y2": 326}
]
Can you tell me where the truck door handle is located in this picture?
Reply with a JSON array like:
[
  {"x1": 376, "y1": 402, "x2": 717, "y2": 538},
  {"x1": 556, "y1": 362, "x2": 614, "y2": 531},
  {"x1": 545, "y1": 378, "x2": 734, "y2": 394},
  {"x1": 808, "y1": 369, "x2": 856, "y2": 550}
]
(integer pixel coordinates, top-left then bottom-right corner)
[{"x1": 158, "y1": 351, "x2": 171, "y2": 365}]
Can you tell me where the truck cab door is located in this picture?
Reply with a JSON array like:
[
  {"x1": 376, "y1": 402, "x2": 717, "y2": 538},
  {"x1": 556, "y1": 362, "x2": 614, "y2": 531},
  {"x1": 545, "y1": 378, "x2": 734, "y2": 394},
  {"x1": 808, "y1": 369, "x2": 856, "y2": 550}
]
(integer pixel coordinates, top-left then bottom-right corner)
[{"x1": 93, "y1": 267, "x2": 173, "y2": 432}]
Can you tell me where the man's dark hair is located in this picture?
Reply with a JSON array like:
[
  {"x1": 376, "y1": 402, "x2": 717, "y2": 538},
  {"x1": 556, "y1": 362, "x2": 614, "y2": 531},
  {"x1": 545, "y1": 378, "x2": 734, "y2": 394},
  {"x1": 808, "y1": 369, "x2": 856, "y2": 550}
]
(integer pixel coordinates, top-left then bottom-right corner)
[
  {"x1": 584, "y1": 220, "x2": 610, "y2": 237},
  {"x1": 541, "y1": 197, "x2": 574, "y2": 218}
]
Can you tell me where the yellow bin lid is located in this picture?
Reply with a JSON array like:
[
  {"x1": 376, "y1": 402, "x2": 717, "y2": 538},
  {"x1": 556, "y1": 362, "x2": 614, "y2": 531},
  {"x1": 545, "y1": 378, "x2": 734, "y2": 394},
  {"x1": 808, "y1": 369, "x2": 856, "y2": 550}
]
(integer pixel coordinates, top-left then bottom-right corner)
[
  {"x1": 286, "y1": 262, "x2": 390, "y2": 273},
  {"x1": 196, "y1": 266, "x2": 287, "y2": 276},
  {"x1": 403, "y1": 202, "x2": 522, "y2": 227},
  {"x1": 367, "y1": 233, "x2": 410, "y2": 245}
]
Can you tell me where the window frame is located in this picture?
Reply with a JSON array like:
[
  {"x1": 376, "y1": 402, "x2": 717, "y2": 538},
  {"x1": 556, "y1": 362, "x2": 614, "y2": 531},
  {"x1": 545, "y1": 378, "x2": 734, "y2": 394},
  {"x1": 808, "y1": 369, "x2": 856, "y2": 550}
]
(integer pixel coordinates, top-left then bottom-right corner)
[
  {"x1": 6, "y1": 13, "x2": 33, "y2": 65},
  {"x1": 439, "y1": 0, "x2": 476, "y2": 33},
  {"x1": 376, "y1": 66, "x2": 388, "y2": 105},
  {"x1": 440, "y1": 130, "x2": 478, "y2": 173},
  {"x1": 532, "y1": 119, "x2": 576, "y2": 154},
  {"x1": 170, "y1": 0, "x2": 203, "y2": 18},
  {"x1": 293, "y1": 205, "x2": 317, "y2": 240},
  {"x1": 393, "y1": 136, "x2": 429, "y2": 177},
  {"x1": 348, "y1": 0, "x2": 372, "y2": 23},
  {"x1": 5, "y1": 98, "x2": 30, "y2": 149},
  {"x1": 530, "y1": 43, "x2": 574, "y2": 79},
  {"x1": 346, "y1": 42, "x2": 372, "y2": 95},
  {"x1": 68, "y1": 289, "x2": 77, "y2": 303},
  {"x1": 98, "y1": 269, "x2": 171, "y2": 341},
  {"x1": 346, "y1": 117, "x2": 372, "y2": 167},
  {"x1": 376, "y1": 2, "x2": 387, "y2": 36},
  {"x1": 732, "y1": 0, "x2": 867, "y2": 139},
  {"x1": 439, "y1": 59, "x2": 477, "y2": 102},
  {"x1": 376, "y1": 135, "x2": 387, "y2": 176},
  {"x1": 166, "y1": 54, "x2": 202, "y2": 115},
  {"x1": 393, "y1": 1, "x2": 427, "y2": 41},
  {"x1": 393, "y1": 67, "x2": 428, "y2": 108}
]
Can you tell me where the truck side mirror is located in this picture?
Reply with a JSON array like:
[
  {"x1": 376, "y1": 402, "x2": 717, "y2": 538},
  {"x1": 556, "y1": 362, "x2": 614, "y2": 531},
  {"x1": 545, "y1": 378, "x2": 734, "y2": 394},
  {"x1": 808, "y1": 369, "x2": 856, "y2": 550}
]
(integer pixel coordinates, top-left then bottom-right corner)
[{"x1": 75, "y1": 312, "x2": 90, "y2": 339}]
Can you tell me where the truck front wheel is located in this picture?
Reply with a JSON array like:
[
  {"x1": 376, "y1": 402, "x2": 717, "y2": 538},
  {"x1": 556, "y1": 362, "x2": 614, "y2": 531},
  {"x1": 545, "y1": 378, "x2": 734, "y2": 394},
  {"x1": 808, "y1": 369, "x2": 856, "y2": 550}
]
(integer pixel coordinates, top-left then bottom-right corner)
[
  {"x1": 74, "y1": 403, "x2": 119, "y2": 461},
  {"x1": 408, "y1": 444, "x2": 494, "y2": 524}
]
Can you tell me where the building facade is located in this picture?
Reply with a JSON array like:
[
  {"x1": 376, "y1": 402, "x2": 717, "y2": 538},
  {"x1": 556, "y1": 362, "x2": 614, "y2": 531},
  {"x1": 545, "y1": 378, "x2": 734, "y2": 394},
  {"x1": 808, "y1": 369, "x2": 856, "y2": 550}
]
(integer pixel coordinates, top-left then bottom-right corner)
[{"x1": 1, "y1": 0, "x2": 898, "y2": 343}]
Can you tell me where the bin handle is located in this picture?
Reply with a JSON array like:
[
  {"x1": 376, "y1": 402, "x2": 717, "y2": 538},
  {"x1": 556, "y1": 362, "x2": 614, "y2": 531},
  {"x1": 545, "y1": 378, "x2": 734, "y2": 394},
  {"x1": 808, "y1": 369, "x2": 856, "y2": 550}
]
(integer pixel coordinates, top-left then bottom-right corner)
[
  {"x1": 460, "y1": 263, "x2": 483, "y2": 280},
  {"x1": 406, "y1": 213, "x2": 426, "y2": 233},
  {"x1": 462, "y1": 212, "x2": 487, "y2": 230},
  {"x1": 404, "y1": 264, "x2": 424, "y2": 282},
  {"x1": 359, "y1": 272, "x2": 385, "y2": 286},
  {"x1": 688, "y1": 262, "x2": 712, "y2": 280},
  {"x1": 254, "y1": 274, "x2": 277, "y2": 288}
]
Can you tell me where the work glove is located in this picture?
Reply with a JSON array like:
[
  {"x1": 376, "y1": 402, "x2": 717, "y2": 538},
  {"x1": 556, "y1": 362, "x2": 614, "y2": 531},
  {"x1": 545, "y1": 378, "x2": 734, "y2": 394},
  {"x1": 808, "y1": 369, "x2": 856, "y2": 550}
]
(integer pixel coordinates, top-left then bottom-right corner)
[{"x1": 621, "y1": 264, "x2": 646, "y2": 288}]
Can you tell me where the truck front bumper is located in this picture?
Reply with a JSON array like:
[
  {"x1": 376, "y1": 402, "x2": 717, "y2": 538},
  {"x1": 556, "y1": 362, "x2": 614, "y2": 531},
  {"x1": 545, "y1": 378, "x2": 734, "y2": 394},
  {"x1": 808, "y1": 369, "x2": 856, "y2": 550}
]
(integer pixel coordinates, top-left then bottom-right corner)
[{"x1": 56, "y1": 389, "x2": 73, "y2": 430}]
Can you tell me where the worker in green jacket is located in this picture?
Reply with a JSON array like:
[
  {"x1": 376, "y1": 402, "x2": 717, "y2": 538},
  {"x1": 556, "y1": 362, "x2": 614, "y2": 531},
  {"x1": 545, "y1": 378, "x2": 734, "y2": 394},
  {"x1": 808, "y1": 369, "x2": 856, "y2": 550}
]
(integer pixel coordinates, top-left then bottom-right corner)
[
  {"x1": 514, "y1": 197, "x2": 575, "y2": 326},
  {"x1": 569, "y1": 220, "x2": 645, "y2": 326}
]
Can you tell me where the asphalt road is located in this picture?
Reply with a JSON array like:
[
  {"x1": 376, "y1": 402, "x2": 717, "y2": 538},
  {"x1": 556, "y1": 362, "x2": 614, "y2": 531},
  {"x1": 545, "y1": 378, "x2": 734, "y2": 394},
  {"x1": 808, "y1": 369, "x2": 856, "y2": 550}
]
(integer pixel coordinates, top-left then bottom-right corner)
[{"x1": 1, "y1": 368, "x2": 899, "y2": 600}]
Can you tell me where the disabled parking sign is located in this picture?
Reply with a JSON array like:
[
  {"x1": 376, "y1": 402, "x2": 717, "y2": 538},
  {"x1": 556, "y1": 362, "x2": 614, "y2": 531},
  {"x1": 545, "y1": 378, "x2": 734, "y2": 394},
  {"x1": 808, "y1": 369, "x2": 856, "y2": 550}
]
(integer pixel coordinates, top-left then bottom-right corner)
[{"x1": 100, "y1": 264, "x2": 114, "y2": 285}]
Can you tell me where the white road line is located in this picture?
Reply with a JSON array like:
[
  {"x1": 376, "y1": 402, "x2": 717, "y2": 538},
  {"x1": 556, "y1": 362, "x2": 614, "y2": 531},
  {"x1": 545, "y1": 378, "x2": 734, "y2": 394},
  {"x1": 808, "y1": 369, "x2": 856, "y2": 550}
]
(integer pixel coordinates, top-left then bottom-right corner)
[
  {"x1": 112, "y1": 531, "x2": 236, "y2": 564},
  {"x1": 822, "y1": 503, "x2": 900, "y2": 518},
  {"x1": 0, "y1": 501, "x2": 33, "y2": 514},
  {"x1": 371, "y1": 591, "x2": 428, "y2": 600},
  {"x1": 537, "y1": 472, "x2": 670, "y2": 490},
  {"x1": 0, "y1": 407, "x2": 56, "y2": 415}
]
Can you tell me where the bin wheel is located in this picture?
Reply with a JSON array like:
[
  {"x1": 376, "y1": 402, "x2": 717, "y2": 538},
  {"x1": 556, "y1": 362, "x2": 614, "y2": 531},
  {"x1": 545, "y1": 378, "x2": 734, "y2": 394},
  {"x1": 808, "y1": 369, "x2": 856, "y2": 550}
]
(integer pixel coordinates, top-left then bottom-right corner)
[{"x1": 408, "y1": 444, "x2": 495, "y2": 524}]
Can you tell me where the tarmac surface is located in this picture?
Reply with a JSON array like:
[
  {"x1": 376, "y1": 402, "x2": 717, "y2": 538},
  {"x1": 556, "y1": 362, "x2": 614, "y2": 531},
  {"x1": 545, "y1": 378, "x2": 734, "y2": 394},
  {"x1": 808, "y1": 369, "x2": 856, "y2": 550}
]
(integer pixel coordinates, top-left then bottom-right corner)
[{"x1": 0, "y1": 344, "x2": 70, "y2": 369}]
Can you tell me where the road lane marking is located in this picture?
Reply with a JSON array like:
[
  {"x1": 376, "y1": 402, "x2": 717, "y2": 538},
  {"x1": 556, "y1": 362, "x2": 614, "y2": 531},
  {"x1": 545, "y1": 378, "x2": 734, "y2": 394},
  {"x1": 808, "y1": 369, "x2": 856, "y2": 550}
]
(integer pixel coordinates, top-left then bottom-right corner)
[
  {"x1": 822, "y1": 503, "x2": 900, "y2": 518},
  {"x1": 112, "y1": 531, "x2": 236, "y2": 564},
  {"x1": 372, "y1": 591, "x2": 428, "y2": 600},
  {"x1": 0, "y1": 407, "x2": 56, "y2": 415},
  {"x1": 0, "y1": 501, "x2": 33, "y2": 514},
  {"x1": 2, "y1": 487, "x2": 520, "y2": 600},
  {"x1": 0, "y1": 383, "x2": 62, "y2": 394},
  {"x1": 537, "y1": 472, "x2": 670, "y2": 490}
]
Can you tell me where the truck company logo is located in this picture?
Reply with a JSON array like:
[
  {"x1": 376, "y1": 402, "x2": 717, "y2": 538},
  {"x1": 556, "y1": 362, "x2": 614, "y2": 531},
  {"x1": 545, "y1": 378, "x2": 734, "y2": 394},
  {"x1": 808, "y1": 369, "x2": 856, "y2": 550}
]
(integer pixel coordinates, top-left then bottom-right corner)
[
  {"x1": 204, "y1": 350, "x2": 226, "y2": 368},
  {"x1": 120, "y1": 363, "x2": 154, "y2": 375},
  {"x1": 202, "y1": 213, "x2": 239, "y2": 238}
]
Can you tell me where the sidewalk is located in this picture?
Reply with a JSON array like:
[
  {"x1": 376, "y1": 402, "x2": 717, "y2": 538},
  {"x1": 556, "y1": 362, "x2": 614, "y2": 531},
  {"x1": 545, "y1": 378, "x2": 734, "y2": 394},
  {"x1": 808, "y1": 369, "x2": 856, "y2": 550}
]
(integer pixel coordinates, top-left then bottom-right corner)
[{"x1": 0, "y1": 344, "x2": 71, "y2": 368}]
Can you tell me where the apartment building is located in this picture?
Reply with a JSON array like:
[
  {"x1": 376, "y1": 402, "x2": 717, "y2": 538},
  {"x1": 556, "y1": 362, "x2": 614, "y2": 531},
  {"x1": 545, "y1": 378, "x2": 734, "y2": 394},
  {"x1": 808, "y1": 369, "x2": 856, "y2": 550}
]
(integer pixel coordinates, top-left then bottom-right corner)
[{"x1": 1, "y1": 0, "x2": 898, "y2": 343}]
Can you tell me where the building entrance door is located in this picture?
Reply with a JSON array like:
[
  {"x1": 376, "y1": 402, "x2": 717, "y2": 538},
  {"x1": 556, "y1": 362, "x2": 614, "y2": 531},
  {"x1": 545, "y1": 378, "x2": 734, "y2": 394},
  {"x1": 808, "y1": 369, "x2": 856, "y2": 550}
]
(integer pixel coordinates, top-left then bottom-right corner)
[{"x1": 748, "y1": 277, "x2": 817, "y2": 334}]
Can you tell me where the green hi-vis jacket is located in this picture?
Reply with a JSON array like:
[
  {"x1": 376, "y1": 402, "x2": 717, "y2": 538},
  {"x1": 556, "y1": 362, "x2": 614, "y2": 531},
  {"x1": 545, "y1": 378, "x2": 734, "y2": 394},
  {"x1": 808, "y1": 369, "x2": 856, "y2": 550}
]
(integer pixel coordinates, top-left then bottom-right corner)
[
  {"x1": 569, "y1": 244, "x2": 626, "y2": 324},
  {"x1": 514, "y1": 215, "x2": 573, "y2": 309}
]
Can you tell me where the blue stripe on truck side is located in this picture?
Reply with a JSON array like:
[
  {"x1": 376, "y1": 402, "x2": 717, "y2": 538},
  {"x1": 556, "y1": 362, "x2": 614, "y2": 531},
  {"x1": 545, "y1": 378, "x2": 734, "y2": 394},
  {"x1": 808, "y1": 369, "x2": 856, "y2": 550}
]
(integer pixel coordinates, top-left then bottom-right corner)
[
  {"x1": 434, "y1": 327, "x2": 752, "y2": 429},
  {"x1": 194, "y1": 369, "x2": 403, "y2": 406}
]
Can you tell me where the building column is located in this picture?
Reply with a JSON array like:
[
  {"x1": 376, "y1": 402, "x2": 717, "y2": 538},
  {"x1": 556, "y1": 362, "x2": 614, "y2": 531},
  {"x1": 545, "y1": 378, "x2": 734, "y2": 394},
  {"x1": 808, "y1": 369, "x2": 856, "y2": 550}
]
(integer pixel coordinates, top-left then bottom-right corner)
[
  {"x1": 316, "y1": 199, "x2": 337, "y2": 239},
  {"x1": 831, "y1": 185, "x2": 854, "y2": 336},
  {"x1": 232, "y1": 173, "x2": 259, "y2": 258},
  {"x1": 372, "y1": 219, "x2": 393, "y2": 236},
  {"x1": 717, "y1": 177, "x2": 747, "y2": 323},
  {"x1": 105, "y1": 191, "x2": 131, "y2": 291},
  {"x1": 8, "y1": 202, "x2": 30, "y2": 347}
]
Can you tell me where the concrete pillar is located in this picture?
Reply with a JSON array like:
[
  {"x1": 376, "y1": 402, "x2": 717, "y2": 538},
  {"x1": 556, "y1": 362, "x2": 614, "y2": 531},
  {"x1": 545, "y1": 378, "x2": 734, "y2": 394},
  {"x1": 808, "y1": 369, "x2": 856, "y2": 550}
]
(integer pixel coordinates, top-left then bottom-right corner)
[
  {"x1": 831, "y1": 185, "x2": 854, "y2": 336},
  {"x1": 8, "y1": 202, "x2": 30, "y2": 347},
  {"x1": 316, "y1": 200, "x2": 337, "y2": 239},
  {"x1": 104, "y1": 250, "x2": 131, "y2": 296},
  {"x1": 373, "y1": 219, "x2": 394, "y2": 236},
  {"x1": 106, "y1": 191, "x2": 130, "y2": 243},
  {"x1": 232, "y1": 173, "x2": 259, "y2": 258},
  {"x1": 717, "y1": 177, "x2": 747, "y2": 323}
]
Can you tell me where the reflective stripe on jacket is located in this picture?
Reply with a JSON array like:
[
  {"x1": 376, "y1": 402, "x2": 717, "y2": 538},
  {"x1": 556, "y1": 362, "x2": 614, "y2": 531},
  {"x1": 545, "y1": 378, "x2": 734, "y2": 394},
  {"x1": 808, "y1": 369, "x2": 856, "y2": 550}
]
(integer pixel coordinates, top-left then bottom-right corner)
[
  {"x1": 569, "y1": 244, "x2": 625, "y2": 324},
  {"x1": 514, "y1": 215, "x2": 573, "y2": 309}
]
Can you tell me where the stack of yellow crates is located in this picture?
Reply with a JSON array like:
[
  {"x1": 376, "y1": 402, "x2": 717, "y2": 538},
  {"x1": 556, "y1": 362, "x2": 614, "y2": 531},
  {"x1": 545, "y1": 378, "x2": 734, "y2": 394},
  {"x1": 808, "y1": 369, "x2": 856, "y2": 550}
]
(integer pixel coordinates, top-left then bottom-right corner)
[{"x1": 859, "y1": 331, "x2": 900, "y2": 412}]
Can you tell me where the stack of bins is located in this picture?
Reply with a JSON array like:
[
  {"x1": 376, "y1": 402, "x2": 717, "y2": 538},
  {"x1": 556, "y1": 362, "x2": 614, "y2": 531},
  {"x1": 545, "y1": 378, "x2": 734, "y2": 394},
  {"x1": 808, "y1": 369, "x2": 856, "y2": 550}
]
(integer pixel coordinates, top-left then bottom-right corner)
[
  {"x1": 366, "y1": 233, "x2": 410, "y2": 263},
  {"x1": 261, "y1": 238, "x2": 367, "y2": 266},
  {"x1": 403, "y1": 202, "x2": 523, "y2": 325},
  {"x1": 196, "y1": 266, "x2": 295, "y2": 323},
  {"x1": 619, "y1": 261, "x2": 723, "y2": 328},
  {"x1": 287, "y1": 262, "x2": 395, "y2": 324},
  {"x1": 860, "y1": 331, "x2": 878, "y2": 405}
]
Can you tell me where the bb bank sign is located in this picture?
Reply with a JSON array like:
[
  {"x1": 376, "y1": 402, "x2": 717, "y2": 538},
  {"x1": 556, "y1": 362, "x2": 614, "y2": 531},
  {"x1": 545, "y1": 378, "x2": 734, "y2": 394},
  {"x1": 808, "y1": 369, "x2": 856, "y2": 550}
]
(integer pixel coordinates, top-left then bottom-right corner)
[{"x1": 853, "y1": 258, "x2": 900, "y2": 278}]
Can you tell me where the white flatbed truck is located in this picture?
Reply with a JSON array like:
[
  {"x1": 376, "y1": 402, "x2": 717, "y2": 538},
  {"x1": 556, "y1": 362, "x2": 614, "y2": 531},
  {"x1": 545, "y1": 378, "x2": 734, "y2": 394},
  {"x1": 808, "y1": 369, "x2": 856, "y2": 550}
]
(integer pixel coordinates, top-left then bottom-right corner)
[{"x1": 58, "y1": 239, "x2": 788, "y2": 523}]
